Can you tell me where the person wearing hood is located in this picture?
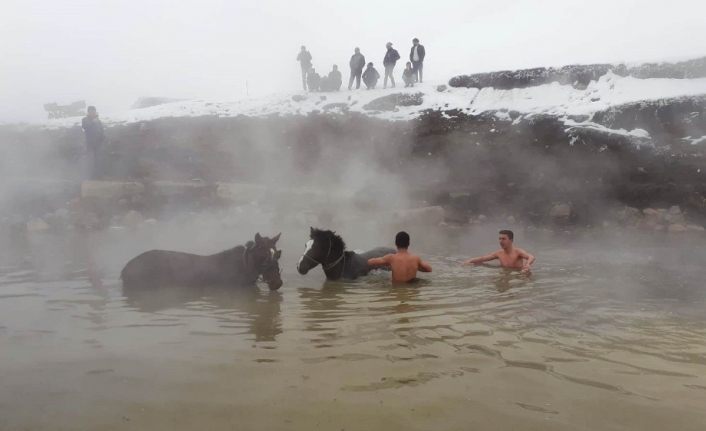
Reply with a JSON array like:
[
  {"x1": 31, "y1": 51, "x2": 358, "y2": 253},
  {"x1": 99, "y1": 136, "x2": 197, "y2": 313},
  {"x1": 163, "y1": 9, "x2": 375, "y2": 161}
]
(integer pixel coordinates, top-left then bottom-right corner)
[
  {"x1": 348, "y1": 47, "x2": 366, "y2": 90},
  {"x1": 382, "y1": 42, "x2": 400, "y2": 89},
  {"x1": 362, "y1": 62, "x2": 380, "y2": 89}
]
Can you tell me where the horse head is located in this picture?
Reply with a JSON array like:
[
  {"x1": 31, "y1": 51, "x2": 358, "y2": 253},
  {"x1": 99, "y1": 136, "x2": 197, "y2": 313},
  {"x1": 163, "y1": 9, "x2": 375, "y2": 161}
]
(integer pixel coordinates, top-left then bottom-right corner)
[
  {"x1": 297, "y1": 227, "x2": 346, "y2": 275},
  {"x1": 246, "y1": 232, "x2": 283, "y2": 290}
]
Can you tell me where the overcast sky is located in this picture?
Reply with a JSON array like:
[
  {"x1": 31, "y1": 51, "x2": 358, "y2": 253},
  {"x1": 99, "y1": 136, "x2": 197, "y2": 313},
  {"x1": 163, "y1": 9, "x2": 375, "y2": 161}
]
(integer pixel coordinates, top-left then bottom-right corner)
[{"x1": 2, "y1": 0, "x2": 706, "y2": 123}]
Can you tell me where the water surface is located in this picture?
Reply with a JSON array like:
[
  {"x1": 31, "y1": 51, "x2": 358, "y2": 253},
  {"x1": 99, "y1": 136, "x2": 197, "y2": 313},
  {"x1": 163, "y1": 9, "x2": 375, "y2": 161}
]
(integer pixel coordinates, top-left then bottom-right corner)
[{"x1": 1, "y1": 228, "x2": 705, "y2": 430}]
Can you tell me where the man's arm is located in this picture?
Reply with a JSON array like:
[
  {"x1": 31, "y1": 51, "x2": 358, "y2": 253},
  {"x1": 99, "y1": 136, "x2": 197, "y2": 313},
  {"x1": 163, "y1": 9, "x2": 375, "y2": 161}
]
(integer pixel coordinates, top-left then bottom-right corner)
[
  {"x1": 418, "y1": 257, "x2": 432, "y2": 273},
  {"x1": 368, "y1": 255, "x2": 391, "y2": 268},
  {"x1": 517, "y1": 248, "x2": 535, "y2": 272},
  {"x1": 463, "y1": 252, "x2": 498, "y2": 266}
]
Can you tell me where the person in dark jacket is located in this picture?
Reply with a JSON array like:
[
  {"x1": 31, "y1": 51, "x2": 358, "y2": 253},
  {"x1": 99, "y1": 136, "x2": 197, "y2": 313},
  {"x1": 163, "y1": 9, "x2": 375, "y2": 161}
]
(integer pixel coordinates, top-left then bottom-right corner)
[
  {"x1": 348, "y1": 47, "x2": 366, "y2": 90},
  {"x1": 81, "y1": 106, "x2": 105, "y2": 179},
  {"x1": 383, "y1": 42, "x2": 400, "y2": 89},
  {"x1": 306, "y1": 68, "x2": 321, "y2": 92},
  {"x1": 296, "y1": 46, "x2": 313, "y2": 91},
  {"x1": 362, "y1": 62, "x2": 380, "y2": 89},
  {"x1": 326, "y1": 65, "x2": 342, "y2": 91},
  {"x1": 402, "y1": 62, "x2": 415, "y2": 87},
  {"x1": 409, "y1": 38, "x2": 426, "y2": 83}
]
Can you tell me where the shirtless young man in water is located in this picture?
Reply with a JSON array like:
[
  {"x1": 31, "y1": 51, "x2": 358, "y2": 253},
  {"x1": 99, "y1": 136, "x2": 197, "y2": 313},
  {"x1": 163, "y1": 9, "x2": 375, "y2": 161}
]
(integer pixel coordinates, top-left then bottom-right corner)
[
  {"x1": 368, "y1": 231, "x2": 432, "y2": 283},
  {"x1": 464, "y1": 230, "x2": 535, "y2": 274}
]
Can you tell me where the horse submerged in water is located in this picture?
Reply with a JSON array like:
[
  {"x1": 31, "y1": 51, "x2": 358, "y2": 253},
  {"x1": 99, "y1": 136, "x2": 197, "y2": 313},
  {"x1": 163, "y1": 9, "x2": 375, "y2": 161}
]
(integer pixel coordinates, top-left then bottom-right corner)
[
  {"x1": 121, "y1": 233, "x2": 283, "y2": 290},
  {"x1": 297, "y1": 227, "x2": 395, "y2": 280}
]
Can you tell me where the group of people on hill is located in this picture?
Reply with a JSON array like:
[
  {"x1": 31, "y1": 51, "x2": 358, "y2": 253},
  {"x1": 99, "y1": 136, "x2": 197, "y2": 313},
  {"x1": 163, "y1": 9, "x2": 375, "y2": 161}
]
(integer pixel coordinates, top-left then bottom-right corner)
[{"x1": 296, "y1": 38, "x2": 426, "y2": 92}]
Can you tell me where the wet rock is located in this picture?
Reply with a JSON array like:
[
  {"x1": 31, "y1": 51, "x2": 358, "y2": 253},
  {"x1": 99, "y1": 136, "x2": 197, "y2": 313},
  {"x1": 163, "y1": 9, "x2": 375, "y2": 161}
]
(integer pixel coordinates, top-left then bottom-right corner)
[
  {"x1": 668, "y1": 223, "x2": 688, "y2": 233},
  {"x1": 362, "y1": 93, "x2": 424, "y2": 111},
  {"x1": 121, "y1": 210, "x2": 145, "y2": 229},
  {"x1": 617, "y1": 206, "x2": 641, "y2": 224},
  {"x1": 436, "y1": 85, "x2": 448, "y2": 92},
  {"x1": 641, "y1": 208, "x2": 663, "y2": 225},
  {"x1": 75, "y1": 211, "x2": 101, "y2": 231},
  {"x1": 549, "y1": 203, "x2": 572, "y2": 223},
  {"x1": 292, "y1": 94, "x2": 307, "y2": 102},
  {"x1": 664, "y1": 205, "x2": 686, "y2": 224},
  {"x1": 26, "y1": 218, "x2": 50, "y2": 233}
]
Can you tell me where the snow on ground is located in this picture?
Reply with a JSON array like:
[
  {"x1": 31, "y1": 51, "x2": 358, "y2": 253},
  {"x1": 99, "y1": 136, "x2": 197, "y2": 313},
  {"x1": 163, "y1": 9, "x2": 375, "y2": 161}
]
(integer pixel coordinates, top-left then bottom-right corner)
[{"x1": 40, "y1": 72, "x2": 706, "y2": 129}]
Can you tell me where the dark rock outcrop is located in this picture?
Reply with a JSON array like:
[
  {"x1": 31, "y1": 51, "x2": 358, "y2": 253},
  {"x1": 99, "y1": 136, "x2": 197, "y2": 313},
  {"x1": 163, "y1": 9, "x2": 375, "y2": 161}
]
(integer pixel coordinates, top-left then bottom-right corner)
[{"x1": 450, "y1": 56, "x2": 706, "y2": 90}]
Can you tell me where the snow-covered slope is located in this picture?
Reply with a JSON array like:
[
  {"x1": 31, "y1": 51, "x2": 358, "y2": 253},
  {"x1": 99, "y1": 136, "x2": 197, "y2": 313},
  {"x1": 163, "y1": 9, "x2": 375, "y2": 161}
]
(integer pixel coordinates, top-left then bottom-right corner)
[{"x1": 41, "y1": 72, "x2": 706, "y2": 129}]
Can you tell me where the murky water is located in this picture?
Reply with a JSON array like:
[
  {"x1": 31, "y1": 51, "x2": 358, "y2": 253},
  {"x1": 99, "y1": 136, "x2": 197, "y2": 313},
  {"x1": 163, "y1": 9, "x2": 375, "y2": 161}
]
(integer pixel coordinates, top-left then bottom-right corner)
[{"x1": 1, "y1": 227, "x2": 706, "y2": 430}]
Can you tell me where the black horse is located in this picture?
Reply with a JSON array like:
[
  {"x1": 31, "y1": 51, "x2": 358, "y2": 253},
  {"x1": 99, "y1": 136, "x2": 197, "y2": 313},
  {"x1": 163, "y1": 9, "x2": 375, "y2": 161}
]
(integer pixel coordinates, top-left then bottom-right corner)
[
  {"x1": 296, "y1": 227, "x2": 394, "y2": 280},
  {"x1": 121, "y1": 233, "x2": 283, "y2": 290}
]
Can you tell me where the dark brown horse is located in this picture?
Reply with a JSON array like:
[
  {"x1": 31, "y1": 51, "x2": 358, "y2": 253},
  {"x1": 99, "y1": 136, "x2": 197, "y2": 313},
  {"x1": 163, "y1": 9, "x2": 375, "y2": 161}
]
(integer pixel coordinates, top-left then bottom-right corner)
[
  {"x1": 121, "y1": 233, "x2": 283, "y2": 290},
  {"x1": 296, "y1": 228, "x2": 394, "y2": 280}
]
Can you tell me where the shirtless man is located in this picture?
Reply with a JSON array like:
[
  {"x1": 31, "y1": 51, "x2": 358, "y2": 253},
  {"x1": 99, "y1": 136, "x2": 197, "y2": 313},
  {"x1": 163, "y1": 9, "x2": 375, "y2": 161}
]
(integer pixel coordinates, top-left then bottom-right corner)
[
  {"x1": 368, "y1": 231, "x2": 432, "y2": 283},
  {"x1": 464, "y1": 230, "x2": 535, "y2": 273}
]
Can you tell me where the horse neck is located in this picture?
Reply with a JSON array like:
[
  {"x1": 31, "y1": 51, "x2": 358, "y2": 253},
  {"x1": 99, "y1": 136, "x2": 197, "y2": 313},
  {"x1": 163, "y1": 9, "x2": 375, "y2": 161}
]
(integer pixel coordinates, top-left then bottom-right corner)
[{"x1": 322, "y1": 241, "x2": 347, "y2": 278}]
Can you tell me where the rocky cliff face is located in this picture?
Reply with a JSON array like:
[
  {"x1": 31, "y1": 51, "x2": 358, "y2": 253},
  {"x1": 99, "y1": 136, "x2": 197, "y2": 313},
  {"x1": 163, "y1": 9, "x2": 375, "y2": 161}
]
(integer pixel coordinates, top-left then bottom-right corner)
[{"x1": 2, "y1": 58, "x2": 706, "y2": 230}]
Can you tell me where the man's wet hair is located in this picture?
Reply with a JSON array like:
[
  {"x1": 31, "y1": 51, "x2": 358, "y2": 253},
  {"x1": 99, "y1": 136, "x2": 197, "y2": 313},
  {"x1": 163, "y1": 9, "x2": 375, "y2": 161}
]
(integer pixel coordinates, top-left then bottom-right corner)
[
  {"x1": 413, "y1": 38, "x2": 419, "y2": 43},
  {"x1": 499, "y1": 230, "x2": 514, "y2": 241},
  {"x1": 395, "y1": 231, "x2": 410, "y2": 248},
  {"x1": 87, "y1": 106, "x2": 97, "y2": 112}
]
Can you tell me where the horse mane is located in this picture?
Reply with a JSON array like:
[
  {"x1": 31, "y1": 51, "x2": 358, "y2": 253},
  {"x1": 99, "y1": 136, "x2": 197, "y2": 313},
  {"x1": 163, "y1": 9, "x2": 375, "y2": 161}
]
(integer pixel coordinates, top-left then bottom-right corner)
[{"x1": 310, "y1": 228, "x2": 346, "y2": 251}]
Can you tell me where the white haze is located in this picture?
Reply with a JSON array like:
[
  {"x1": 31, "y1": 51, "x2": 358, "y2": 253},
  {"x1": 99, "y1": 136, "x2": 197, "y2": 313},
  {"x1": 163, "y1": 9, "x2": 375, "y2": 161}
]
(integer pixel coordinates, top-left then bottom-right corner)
[{"x1": 2, "y1": 0, "x2": 706, "y2": 123}]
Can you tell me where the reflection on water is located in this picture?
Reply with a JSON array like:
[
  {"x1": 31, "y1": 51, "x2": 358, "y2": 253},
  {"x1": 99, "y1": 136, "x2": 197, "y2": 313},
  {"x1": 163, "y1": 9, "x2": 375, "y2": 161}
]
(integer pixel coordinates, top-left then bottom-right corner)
[{"x1": 1, "y1": 229, "x2": 706, "y2": 430}]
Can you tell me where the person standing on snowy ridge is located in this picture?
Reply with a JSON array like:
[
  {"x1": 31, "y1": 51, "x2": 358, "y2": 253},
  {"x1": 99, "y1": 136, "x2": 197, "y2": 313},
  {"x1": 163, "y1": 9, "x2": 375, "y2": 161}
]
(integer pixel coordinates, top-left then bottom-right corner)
[
  {"x1": 296, "y1": 46, "x2": 313, "y2": 91},
  {"x1": 383, "y1": 42, "x2": 400, "y2": 89}
]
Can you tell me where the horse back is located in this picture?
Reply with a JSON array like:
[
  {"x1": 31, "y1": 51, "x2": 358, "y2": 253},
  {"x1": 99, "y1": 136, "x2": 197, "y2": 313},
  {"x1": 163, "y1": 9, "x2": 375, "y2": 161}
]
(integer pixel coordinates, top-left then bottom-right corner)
[
  {"x1": 358, "y1": 247, "x2": 396, "y2": 260},
  {"x1": 121, "y1": 248, "x2": 244, "y2": 287}
]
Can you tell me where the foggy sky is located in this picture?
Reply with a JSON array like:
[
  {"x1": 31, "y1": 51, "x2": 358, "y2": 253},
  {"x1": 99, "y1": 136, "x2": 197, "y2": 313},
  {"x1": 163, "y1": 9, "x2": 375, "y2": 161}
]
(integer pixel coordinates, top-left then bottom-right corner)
[{"x1": 2, "y1": 0, "x2": 706, "y2": 123}]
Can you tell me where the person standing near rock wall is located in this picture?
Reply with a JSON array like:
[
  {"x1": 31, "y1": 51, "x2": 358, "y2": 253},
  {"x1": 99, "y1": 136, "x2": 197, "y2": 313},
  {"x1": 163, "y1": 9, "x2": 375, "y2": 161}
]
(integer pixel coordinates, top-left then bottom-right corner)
[
  {"x1": 348, "y1": 47, "x2": 366, "y2": 90},
  {"x1": 296, "y1": 46, "x2": 313, "y2": 91},
  {"x1": 409, "y1": 38, "x2": 425, "y2": 83},
  {"x1": 81, "y1": 106, "x2": 105, "y2": 179},
  {"x1": 383, "y1": 42, "x2": 400, "y2": 89}
]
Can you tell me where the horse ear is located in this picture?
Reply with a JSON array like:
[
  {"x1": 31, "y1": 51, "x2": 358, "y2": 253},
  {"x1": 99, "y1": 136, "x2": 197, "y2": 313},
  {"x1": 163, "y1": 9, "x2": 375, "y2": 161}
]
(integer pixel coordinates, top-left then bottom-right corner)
[
  {"x1": 255, "y1": 232, "x2": 262, "y2": 243},
  {"x1": 272, "y1": 233, "x2": 281, "y2": 243},
  {"x1": 310, "y1": 227, "x2": 314, "y2": 234}
]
